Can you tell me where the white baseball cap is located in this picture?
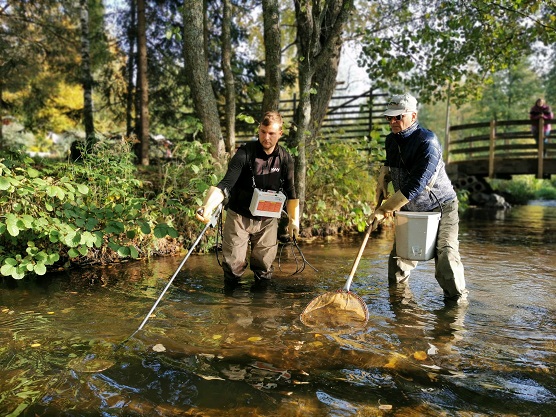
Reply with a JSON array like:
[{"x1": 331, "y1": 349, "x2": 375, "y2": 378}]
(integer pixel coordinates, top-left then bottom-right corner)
[{"x1": 383, "y1": 93, "x2": 418, "y2": 116}]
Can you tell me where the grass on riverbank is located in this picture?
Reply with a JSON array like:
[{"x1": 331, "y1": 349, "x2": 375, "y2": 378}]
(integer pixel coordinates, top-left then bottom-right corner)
[{"x1": 489, "y1": 175, "x2": 556, "y2": 205}]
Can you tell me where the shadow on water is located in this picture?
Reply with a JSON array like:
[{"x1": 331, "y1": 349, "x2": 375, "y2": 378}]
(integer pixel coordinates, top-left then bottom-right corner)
[{"x1": 1, "y1": 204, "x2": 556, "y2": 416}]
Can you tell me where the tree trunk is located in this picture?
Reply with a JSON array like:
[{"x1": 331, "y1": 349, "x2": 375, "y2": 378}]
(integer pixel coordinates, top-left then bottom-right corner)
[
  {"x1": 80, "y1": 0, "x2": 95, "y2": 153},
  {"x1": 136, "y1": 0, "x2": 150, "y2": 165},
  {"x1": 309, "y1": 50, "x2": 341, "y2": 149},
  {"x1": 262, "y1": 0, "x2": 282, "y2": 113},
  {"x1": 292, "y1": 0, "x2": 354, "y2": 215},
  {"x1": 126, "y1": 0, "x2": 137, "y2": 137},
  {"x1": 221, "y1": 0, "x2": 236, "y2": 154},
  {"x1": 182, "y1": 0, "x2": 224, "y2": 158},
  {"x1": 0, "y1": 82, "x2": 3, "y2": 149},
  {"x1": 291, "y1": 65, "x2": 312, "y2": 210}
]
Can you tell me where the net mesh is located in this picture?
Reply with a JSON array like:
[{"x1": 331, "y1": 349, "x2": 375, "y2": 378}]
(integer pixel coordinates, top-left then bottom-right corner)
[{"x1": 300, "y1": 291, "x2": 369, "y2": 329}]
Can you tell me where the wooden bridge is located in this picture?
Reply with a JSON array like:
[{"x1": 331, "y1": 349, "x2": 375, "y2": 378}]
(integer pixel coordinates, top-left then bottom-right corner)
[
  {"x1": 231, "y1": 91, "x2": 555, "y2": 183},
  {"x1": 446, "y1": 119, "x2": 556, "y2": 182}
]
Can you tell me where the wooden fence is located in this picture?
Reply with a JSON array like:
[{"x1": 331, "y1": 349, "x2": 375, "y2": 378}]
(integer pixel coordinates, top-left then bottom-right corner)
[
  {"x1": 447, "y1": 118, "x2": 556, "y2": 179},
  {"x1": 229, "y1": 90, "x2": 389, "y2": 143}
]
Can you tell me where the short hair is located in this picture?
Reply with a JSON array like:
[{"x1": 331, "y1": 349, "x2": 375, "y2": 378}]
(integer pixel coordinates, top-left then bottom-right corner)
[{"x1": 260, "y1": 111, "x2": 283, "y2": 127}]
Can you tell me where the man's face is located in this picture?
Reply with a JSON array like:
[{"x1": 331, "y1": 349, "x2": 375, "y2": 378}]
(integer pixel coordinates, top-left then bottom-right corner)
[
  {"x1": 258, "y1": 122, "x2": 282, "y2": 153},
  {"x1": 387, "y1": 112, "x2": 417, "y2": 134}
]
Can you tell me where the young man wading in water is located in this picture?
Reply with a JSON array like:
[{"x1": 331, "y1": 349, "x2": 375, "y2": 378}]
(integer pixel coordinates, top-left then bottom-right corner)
[{"x1": 196, "y1": 111, "x2": 299, "y2": 290}]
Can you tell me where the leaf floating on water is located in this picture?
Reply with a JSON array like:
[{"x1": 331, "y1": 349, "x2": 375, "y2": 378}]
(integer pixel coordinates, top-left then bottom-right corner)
[
  {"x1": 414, "y1": 351, "x2": 427, "y2": 361},
  {"x1": 212, "y1": 334, "x2": 222, "y2": 340},
  {"x1": 30, "y1": 343, "x2": 41, "y2": 348},
  {"x1": 379, "y1": 404, "x2": 393, "y2": 410},
  {"x1": 152, "y1": 343, "x2": 166, "y2": 352},
  {"x1": 47, "y1": 311, "x2": 55, "y2": 315},
  {"x1": 247, "y1": 336, "x2": 262, "y2": 342},
  {"x1": 198, "y1": 374, "x2": 225, "y2": 381},
  {"x1": 384, "y1": 356, "x2": 399, "y2": 369}
]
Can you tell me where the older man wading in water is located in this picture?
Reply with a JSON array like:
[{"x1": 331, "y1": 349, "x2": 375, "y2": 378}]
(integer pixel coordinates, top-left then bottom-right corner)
[{"x1": 371, "y1": 93, "x2": 469, "y2": 305}]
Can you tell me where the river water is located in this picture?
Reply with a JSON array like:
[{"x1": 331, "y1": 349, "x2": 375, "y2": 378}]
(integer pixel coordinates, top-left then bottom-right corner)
[{"x1": 1, "y1": 203, "x2": 555, "y2": 416}]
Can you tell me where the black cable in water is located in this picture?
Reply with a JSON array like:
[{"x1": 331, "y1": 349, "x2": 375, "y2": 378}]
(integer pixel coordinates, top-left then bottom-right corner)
[
  {"x1": 214, "y1": 208, "x2": 317, "y2": 276},
  {"x1": 278, "y1": 236, "x2": 318, "y2": 276}
]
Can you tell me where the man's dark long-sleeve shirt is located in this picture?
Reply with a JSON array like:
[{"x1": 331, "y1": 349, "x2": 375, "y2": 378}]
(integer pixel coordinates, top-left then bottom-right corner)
[{"x1": 217, "y1": 140, "x2": 296, "y2": 219}]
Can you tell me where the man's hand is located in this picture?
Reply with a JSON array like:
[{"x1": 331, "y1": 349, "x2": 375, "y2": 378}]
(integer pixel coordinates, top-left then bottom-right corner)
[
  {"x1": 196, "y1": 186, "x2": 224, "y2": 224},
  {"x1": 370, "y1": 190, "x2": 409, "y2": 227},
  {"x1": 287, "y1": 199, "x2": 300, "y2": 239}
]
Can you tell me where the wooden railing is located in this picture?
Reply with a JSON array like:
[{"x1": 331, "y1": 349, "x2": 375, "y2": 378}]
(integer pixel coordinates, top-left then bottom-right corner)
[
  {"x1": 227, "y1": 90, "x2": 389, "y2": 143},
  {"x1": 447, "y1": 118, "x2": 555, "y2": 179}
]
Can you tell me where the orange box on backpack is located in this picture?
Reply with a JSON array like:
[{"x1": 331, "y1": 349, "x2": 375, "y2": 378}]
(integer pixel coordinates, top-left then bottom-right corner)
[{"x1": 249, "y1": 188, "x2": 287, "y2": 218}]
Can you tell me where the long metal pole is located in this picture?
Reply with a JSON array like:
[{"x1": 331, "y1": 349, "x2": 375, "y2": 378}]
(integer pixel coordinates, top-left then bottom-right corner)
[{"x1": 126, "y1": 205, "x2": 222, "y2": 341}]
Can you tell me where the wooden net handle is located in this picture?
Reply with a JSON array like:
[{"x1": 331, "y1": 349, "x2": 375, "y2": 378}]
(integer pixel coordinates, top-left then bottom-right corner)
[{"x1": 343, "y1": 196, "x2": 384, "y2": 292}]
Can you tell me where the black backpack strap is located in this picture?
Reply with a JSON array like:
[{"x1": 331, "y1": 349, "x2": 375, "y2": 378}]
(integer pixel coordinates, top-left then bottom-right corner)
[
  {"x1": 277, "y1": 145, "x2": 287, "y2": 191},
  {"x1": 240, "y1": 142, "x2": 258, "y2": 189},
  {"x1": 244, "y1": 142, "x2": 287, "y2": 191}
]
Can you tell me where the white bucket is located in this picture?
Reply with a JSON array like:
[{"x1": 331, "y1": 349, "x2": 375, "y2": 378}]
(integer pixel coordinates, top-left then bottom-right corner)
[{"x1": 395, "y1": 211, "x2": 441, "y2": 261}]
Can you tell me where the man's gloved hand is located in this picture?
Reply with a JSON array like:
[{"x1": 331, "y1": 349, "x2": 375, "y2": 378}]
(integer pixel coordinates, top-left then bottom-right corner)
[
  {"x1": 286, "y1": 199, "x2": 300, "y2": 239},
  {"x1": 372, "y1": 190, "x2": 409, "y2": 224},
  {"x1": 375, "y1": 165, "x2": 391, "y2": 204},
  {"x1": 196, "y1": 186, "x2": 225, "y2": 224}
]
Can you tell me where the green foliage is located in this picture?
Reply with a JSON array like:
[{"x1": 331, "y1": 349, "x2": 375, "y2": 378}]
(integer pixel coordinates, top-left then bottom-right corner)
[
  {"x1": 489, "y1": 175, "x2": 556, "y2": 205},
  {"x1": 0, "y1": 154, "x2": 92, "y2": 279},
  {"x1": 536, "y1": 185, "x2": 556, "y2": 201},
  {"x1": 456, "y1": 189, "x2": 470, "y2": 212},
  {"x1": 358, "y1": 0, "x2": 556, "y2": 105},
  {"x1": 304, "y1": 138, "x2": 384, "y2": 235},
  {"x1": 0, "y1": 137, "x2": 190, "y2": 279},
  {"x1": 135, "y1": 140, "x2": 226, "y2": 250}
]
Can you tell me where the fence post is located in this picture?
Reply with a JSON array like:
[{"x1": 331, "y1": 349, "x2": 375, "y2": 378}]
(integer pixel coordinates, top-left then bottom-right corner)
[
  {"x1": 368, "y1": 90, "x2": 374, "y2": 133},
  {"x1": 537, "y1": 118, "x2": 544, "y2": 179},
  {"x1": 444, "y1": 99, "x2": 451, "y2": 163},
  {"x1": 488, "y1": 119, "x2": 496, "y2": 179}
]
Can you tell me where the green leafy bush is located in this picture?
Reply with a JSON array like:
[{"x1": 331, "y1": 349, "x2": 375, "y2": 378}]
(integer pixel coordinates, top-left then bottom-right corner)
[
  {"x1": 489, "y1": 175, "x2": 556, "y2": 204},
  {"x1": 304, "y1": 137, "x2": 385, "y2": 236},
  {"x1": 0, "y1": 137, "x2": 188, "y2": 279}
]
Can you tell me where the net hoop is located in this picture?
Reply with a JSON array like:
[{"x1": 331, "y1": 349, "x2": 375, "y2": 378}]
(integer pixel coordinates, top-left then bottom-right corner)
[{"x1": 300, "y1": 290, "x2": 369, "y2": 328}]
